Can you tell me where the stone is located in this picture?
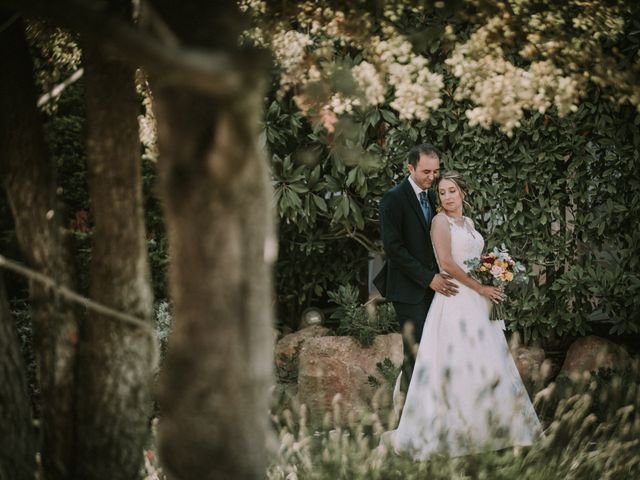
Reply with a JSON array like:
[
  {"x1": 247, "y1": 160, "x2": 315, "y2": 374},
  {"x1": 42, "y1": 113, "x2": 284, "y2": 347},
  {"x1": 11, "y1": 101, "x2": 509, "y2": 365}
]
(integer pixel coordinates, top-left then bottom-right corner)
[
  {"x1": 274, "y1": 325, "x2": 330, "y2": 370},
  {"x1": 512, "y1": 345, "x2": 546, "y2": 381},
  {"x1": 510, "y1": 345, "x2": 558, "y2": 393},
  {"x1": 560, "y1": 335, "x2": 632, "y2": 379},
  {"x1": 297, "y1": 333, "x2": 403, "y2": 423}
]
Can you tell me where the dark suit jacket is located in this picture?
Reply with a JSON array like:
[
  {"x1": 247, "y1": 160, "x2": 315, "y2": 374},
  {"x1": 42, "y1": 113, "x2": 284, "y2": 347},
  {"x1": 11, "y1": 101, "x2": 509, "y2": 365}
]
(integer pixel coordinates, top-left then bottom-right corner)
[{"x1": 374, "y1": 177, "x2": 439, "y2": 304}]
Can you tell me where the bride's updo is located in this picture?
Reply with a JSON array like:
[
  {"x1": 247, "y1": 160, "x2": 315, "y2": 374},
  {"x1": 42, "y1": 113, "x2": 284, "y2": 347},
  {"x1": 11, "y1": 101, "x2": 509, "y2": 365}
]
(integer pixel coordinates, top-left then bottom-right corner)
[{"x1": 436, "y1": 171, "x2": 471, "y2": 212}]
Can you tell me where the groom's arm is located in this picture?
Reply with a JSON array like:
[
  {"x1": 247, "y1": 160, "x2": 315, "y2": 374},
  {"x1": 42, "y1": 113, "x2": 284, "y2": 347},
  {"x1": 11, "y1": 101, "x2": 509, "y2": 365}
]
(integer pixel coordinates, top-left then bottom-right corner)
[{"x1": 379, "y1": 192, "x2": 436, "y2": 289}]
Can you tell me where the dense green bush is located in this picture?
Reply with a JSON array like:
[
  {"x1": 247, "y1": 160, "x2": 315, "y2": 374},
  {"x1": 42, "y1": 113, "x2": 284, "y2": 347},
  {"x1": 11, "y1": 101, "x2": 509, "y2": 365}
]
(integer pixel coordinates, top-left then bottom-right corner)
[{"x1": 431, "y1": 93, "x2": 640, "y2": 342}]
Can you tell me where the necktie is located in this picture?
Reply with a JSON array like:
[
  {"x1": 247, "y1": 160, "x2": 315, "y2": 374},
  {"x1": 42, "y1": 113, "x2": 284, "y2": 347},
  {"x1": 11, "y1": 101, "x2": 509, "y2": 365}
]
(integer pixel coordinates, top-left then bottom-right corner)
[{"x1": 419, "y1": 191, "x2": 432, "y2": 223}]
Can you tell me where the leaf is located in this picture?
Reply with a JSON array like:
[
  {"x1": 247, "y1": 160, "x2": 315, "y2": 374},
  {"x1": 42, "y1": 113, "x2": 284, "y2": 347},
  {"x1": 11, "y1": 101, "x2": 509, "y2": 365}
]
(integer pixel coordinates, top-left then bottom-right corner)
[
  {"x1": 369, "y1": 109, "x2": 381, "y2": 126},
  {"x1": 289, "y1": 183, "x2": 309, "y2": 194},
  {"x1": 380, "y1": 109, "x2": 397, "y2": 124},
  {"x1": 312, "y1": 194, "x2": 328, "y2": 212},
  {"x1": 346, "y1": 167, "x2": 358, "y2": 187},
  {"x1": 340, "y1": 195, "x2": 350, "y2": 218},
  {"x1": 351, "y1": 202, "x2": 365, "y2": 230},
  {"x1": 308, "y1": 165, "x2": 321, "y2": 186}
]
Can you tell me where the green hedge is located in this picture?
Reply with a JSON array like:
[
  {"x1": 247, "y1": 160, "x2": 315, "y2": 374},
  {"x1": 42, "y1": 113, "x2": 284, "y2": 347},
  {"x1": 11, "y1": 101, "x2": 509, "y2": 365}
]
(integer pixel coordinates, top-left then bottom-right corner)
[{"x1": 267, "y1": 67, "x2": 639, "y2": 341}]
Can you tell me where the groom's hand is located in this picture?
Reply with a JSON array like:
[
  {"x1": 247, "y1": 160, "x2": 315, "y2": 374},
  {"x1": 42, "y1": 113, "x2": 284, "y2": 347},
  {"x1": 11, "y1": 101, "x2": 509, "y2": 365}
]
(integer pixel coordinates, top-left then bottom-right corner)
[{"x1": 429, "y1": 273, "x2": 459, "y2": 296}]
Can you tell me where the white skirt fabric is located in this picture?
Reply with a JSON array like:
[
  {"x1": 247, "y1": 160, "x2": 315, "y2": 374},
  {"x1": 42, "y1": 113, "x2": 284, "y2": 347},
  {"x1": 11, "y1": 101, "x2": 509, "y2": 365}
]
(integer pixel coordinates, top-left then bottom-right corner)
[{"x1": 387, "y1": 283, "x2": 542, "y2": 460}]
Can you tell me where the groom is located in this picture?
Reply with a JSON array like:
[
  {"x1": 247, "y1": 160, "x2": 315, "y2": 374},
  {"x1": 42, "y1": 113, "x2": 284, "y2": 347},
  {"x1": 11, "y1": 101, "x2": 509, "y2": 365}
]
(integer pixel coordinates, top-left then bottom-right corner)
[{"x1": 374, "y1": 143, "x2": 458, "y2": 394}]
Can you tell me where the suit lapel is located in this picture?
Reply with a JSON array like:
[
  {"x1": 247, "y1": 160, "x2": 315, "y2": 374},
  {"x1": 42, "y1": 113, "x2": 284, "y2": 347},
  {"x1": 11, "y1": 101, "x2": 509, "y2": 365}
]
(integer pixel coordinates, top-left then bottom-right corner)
[
  {"x1": 401, "y1": 178, "x2": 429, "y2": 234},
  {"x1": 428, "y1": 190, "x2": 437, "y2": 215}
]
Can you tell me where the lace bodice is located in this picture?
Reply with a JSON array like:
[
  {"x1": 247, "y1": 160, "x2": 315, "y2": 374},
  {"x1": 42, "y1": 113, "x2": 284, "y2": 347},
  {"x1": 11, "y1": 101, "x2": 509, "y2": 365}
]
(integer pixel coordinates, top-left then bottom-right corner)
[{"x1": 432, "y1": 213, "x2": 484, "y2": 273}]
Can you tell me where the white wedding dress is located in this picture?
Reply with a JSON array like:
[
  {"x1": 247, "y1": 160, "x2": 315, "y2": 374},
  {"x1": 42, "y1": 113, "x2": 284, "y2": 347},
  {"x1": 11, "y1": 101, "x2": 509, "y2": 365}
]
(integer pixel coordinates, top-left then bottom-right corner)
[{"x1": 386, "y1": 214, "x2": 542, "y2": 459}]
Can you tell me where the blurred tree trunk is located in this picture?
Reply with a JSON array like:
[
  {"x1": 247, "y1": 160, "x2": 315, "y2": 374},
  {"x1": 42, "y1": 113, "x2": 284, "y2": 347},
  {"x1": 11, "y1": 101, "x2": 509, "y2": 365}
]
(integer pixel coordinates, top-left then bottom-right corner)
[
  {"x1": 75, "y1": 1, "x2": 156, "y2": 478},
  {"x1": 0, "y1": 271, "x2": 35, "y2": 479},
  {"x1": 0, "y1": 14, "x2": 79, "y2": 480},
  {"x1": 150, "y1": 1, "x2": 275, "y2": 478}
]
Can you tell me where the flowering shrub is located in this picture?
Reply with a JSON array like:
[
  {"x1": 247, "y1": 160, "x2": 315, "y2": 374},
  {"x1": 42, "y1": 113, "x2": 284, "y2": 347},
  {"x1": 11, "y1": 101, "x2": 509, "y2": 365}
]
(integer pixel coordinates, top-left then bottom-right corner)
[
  {"x1": 257, "y1": 3, "x2": 640, "y2": 340},
  {"x1": 241, "y1": 0, "x2": 639, "y2": 135}
]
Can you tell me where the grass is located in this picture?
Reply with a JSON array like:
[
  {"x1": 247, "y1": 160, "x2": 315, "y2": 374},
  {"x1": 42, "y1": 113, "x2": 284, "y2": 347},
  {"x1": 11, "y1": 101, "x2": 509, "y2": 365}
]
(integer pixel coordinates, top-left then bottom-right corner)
[
  {"x1": 142, "y1": 362, "x2": 640, "y2": 480},
  {"x1": 266, "y1": 363, "x2": 640, "y2": 480}
]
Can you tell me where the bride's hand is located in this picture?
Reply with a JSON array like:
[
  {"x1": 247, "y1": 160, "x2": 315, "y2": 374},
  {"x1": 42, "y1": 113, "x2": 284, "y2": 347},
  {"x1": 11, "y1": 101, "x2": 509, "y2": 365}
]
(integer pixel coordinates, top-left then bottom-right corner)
[{"x1": 479, "y1": 285, "x2": 504, "y2": 304}]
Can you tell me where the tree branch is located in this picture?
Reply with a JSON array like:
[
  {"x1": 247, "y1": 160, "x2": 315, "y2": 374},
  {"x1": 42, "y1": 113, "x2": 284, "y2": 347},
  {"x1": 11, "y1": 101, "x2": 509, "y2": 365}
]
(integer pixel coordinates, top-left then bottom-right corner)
[
  {"x1": 0, "y1": 0, "x2": 245, "y2": 97},
  {"x1": 0, "y1": 254, "x2": 159, "y2": 368},
  {"x1": 37, "y1": 67, "x2": 84, "y2": 107}
]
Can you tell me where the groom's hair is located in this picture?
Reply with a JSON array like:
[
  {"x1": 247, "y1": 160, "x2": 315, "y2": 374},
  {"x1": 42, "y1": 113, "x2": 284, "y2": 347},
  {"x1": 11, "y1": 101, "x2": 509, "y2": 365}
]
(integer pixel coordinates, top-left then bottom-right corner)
[{"x1": 407, "y1": 143, "x2": 441, "y2": 167}]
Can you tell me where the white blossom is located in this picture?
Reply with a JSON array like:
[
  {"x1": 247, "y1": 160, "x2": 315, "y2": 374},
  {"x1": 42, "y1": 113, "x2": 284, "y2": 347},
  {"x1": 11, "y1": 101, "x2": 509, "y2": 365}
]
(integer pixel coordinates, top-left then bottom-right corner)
[
  {"x1": 351, "y1": 61, "x2": 385, "y2": 105},
  {"x1": 272, "y1": 30, "x2": 314, "y2": 94},
  {"x1": 446, "y1": 20, "x2": 582, "y2": 135}
]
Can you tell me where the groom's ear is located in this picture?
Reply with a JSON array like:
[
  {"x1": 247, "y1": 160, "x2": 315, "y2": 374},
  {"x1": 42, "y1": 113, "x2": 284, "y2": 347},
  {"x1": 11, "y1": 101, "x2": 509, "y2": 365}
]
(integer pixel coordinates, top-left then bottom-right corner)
[{"x1": 407, "y1": 163, "x2": 414, "y2": 175}]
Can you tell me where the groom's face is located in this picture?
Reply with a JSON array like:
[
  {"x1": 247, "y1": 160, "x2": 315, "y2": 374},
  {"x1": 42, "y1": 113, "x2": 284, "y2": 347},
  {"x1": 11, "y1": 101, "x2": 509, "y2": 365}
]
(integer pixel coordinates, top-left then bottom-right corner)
[{"x1": 408, "y1": 153, "x2": 440, "y2": 190}]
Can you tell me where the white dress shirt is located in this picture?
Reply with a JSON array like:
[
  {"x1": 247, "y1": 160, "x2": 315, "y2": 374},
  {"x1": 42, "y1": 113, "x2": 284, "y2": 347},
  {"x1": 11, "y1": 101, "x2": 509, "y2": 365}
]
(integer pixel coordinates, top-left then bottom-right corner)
[{"x1": 408, "y1": 176, "x2": 427, "y2": 200}]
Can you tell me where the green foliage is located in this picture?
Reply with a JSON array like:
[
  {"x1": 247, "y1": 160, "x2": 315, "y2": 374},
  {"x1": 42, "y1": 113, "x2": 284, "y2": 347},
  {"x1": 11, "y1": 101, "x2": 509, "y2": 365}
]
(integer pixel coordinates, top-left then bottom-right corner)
[
  {"x1": 266, "y1": 11, "x2": 640, "y2": 341},
  {"x1": 275, "y1": 220, "x2": 369, "y2": 328},
  {"x1": 153, "y1": 300, "x2": 172, "y2": 364},
  {"x1": 267, "y1": 98, "x2": 398, "y2": 328},
  {"x1": 142, "y1": 158, "x2": 169, "y2": 300},
  {"x1": 10, "y1": 299, "x2": 39, "y2": 417},
  {"x1": 367, "y1": 357, "x2": 399, "y2": 389},
  {"x1": 328, "y1": 284, "x2": 398, "y2": 347},
  {"x1": 42, "y1": 80, "x2": 89, "y2": 216},
  {"x1": 26, "y1": 20, "x2": 82, "y2": 115},
  {"x1": 437, "y1": 96, "x2": 640, "y2": 342}
]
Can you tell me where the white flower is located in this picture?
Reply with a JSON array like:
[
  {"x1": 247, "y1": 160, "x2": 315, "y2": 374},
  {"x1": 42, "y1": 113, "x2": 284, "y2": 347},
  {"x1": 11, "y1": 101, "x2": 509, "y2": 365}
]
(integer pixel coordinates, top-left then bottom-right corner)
[
  {"x1": 491, "y1": 265, "x2": 505, "y2": 277},
  {"x1": 272, "y1": 30, "x2": 314, "y2": 93},
  {"x1": 446, "y1": 22, "x2": 582, "y2": 134},
  {"x1": 388, "y1": 62, "x2": 443, "y2": 120},
  {"x1": 326, "y1": 93, "x2": 360, "y2": 115},
  {"x1": 352, "y1": 61, "x2": 386, "y2": 105}
]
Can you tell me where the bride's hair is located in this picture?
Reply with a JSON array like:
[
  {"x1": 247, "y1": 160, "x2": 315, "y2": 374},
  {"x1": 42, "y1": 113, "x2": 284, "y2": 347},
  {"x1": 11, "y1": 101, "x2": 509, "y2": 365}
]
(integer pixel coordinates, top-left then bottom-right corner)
[{"x1": 436, "y1": 171, "x2": 472, "y2": 212}]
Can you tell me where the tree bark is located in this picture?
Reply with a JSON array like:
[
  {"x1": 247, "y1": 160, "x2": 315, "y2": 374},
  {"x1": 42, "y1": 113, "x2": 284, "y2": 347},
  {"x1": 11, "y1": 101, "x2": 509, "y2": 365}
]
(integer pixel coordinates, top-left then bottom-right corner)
[
  {"x1": 0, "y1": 14, "x2": 78, "y2": 480},
  {"x1": 75, "y1": 1, "x2": 156, "y2": 478},
  {"x1": 0, "y1": 271, "x2": 36, "y2": 480},
  {"x1": 150, "y1": 1, "x2": 276, "y2": 478}
]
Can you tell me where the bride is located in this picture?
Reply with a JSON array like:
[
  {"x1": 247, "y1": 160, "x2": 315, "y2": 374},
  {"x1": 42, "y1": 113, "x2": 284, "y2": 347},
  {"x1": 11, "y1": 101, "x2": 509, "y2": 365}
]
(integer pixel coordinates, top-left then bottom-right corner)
[{"x1": 385, "y1": 171, "x2": 542, "y2": 459}]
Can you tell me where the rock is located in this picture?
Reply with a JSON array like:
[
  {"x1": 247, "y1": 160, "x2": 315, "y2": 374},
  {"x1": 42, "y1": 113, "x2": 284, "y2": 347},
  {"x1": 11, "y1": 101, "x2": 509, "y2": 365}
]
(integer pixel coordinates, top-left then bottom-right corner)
[
  {"x1": 560, "y1": 335, "x2": 632, "y2": 379},
  {"x1": 511, "y1": 345, "x2": 547, "y2": 385},
  {"x1": 274, "y1": 325, "x2": 330, "y2": 370},
  {"x1": 297, "y1": 333, "x2": 403, "y2": 423}
]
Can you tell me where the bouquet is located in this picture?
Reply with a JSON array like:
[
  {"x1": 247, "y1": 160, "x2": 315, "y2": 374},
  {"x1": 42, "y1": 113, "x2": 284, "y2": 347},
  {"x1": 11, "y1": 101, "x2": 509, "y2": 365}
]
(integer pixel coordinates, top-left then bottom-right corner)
[{"x1": 464, "y1": 244, "x2": 527, "y2": 323}]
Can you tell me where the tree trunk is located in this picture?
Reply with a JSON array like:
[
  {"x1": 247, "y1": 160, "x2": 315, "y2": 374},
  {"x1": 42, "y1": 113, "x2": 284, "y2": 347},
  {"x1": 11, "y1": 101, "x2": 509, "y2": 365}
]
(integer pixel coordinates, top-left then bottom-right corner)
[
  {"x1": 0, "y1": 14, "x2": 79, "y2": 480},
  {"x1": 75, "y1": 1, "x2": 156, "y2": 478},
  {"x1": 0, "y1": 271, "x2": 36, "y2": 479},
  {"x1": 151, "y1": 1, "x2": 276, "y2": 478}
]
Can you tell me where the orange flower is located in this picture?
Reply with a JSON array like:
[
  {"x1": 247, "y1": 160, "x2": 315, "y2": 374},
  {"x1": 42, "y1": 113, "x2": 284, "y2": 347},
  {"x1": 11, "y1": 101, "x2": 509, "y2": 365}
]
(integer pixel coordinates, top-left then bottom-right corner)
[{"x1": 503, "y1": 271, "x2": 514, "y2": 281}]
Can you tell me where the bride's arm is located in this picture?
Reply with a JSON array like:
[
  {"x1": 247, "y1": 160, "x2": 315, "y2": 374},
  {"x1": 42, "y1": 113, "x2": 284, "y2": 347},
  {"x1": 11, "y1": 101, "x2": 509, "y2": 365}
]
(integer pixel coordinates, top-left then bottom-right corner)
[{"x1": 431, "y1": 215, "x2": 502, "y2": 303}]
